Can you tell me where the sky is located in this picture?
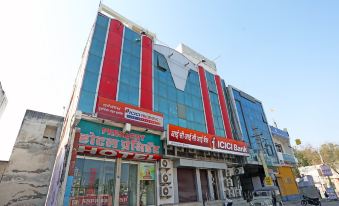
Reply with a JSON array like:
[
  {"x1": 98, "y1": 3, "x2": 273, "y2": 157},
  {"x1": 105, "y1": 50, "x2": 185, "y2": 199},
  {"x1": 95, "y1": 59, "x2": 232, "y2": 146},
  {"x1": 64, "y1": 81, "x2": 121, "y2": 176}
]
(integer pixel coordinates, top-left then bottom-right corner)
[{"x1": 0, "y1": 0, "x2": 338, "y2": 160}]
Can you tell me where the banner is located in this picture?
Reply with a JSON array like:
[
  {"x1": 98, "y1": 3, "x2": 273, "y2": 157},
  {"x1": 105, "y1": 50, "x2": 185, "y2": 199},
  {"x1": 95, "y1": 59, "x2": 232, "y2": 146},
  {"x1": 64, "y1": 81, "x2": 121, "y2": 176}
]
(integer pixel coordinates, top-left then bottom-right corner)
[
  {"x1": 77, "y1": 120, "x2": 162, "y2": 160},
  {"x1": 96, "y1": 97, "x2": 163, "y2": 131},
  {"x1": 70, "y1": 195, "x2": 112, "y2": 206},
  {"x1": 167, "y1": 124, "x2": 249, "y2": 156}
]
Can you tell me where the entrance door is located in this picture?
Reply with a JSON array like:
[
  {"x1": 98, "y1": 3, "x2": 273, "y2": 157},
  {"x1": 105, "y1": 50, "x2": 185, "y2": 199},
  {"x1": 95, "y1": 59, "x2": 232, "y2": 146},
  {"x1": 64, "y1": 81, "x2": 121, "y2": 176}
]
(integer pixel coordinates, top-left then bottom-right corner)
[
  {"x1": 211, "y1": 170, "x2": 220, "y2": 200},
  {"x1": 200, "y1": 170, "x2": 209, "y2": 201},
  {"x1": 139, "y1": 163, "x2": 156, "y2": 206},
  {"x1": 119, "y1": 163, "x2": 138, "y2": 206}
]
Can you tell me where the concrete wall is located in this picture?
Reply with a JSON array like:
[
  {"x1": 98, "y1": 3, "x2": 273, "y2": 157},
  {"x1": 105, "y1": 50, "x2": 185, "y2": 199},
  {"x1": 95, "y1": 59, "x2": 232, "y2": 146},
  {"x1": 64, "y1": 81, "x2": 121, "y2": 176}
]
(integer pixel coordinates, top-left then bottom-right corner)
[{"x1": 0, "y1": 110, "x2": 63, "y2": 206}]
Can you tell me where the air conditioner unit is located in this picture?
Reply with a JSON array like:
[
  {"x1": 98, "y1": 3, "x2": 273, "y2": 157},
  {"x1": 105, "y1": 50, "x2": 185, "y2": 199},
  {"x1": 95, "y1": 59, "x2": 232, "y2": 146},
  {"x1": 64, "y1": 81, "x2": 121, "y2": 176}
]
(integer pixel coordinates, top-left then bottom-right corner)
[
  {"x1": 225, "y1": 178, "x2": 233, "y2": 187},
  {"x1": 160, "y1": 186, "x2": 173, "y2": 197},
  {"x1": 160, "y1": 159, "x2": 171, "y2": 169},
  {"x1": 229, "y1": 188, "x2": 235, "y2": 198},
  {"x1": 225, "y1": 188, "x2": 231, "y2": 198},
  {"x1": 160, "y1": 171, "x2": 172, "y2": 184},
  {"x1": 234, "y1": 167, "x2": 245, "y2": 175},
  {"x1": 225, "y1": 168, "x2": 234, "y2": 177},
  {"x1": 235, "y1": 188, "x2": 242, "y2": 197}
]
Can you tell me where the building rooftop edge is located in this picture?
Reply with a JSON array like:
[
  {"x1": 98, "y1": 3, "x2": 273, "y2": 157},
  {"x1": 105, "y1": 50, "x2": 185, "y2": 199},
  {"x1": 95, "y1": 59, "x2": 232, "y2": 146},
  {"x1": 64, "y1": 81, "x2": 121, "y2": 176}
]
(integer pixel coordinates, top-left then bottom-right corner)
[{"x1": 99, "y1": 4, "x2": 156, "y2": 39}]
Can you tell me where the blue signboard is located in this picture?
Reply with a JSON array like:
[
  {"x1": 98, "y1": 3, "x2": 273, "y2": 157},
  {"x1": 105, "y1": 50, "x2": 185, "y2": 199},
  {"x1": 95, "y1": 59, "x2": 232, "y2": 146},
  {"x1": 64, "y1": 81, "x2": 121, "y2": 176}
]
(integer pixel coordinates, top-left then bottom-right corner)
[{"x1": 270, "y1": 126, "x2": 289, "y2": 138}]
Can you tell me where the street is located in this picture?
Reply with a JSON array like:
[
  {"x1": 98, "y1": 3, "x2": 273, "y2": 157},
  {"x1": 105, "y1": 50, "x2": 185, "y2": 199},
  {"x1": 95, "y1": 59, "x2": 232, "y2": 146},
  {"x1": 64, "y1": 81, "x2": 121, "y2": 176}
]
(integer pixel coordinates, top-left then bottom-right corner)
[{"x1": 284, "y1": 200, "x2": 339, "y2": 206}]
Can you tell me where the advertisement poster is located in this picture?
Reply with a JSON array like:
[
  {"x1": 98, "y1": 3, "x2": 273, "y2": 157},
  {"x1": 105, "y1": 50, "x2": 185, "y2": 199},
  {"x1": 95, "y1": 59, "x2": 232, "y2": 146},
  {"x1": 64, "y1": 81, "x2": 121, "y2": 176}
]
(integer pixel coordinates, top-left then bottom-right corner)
[
  {"x1": 96, "y1": 97, "x2": 163, "y2": 131},
  {"x1": 139, "y1": 163, "x2": 155, "y2": 180}
]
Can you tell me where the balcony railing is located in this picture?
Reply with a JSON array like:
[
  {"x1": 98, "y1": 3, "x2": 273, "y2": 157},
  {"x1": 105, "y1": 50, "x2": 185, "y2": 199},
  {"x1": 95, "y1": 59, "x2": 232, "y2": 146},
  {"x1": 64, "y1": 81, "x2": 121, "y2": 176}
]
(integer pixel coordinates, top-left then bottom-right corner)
[{"x1": 283, "y1": 153, "x2": 297, "y2": 164}]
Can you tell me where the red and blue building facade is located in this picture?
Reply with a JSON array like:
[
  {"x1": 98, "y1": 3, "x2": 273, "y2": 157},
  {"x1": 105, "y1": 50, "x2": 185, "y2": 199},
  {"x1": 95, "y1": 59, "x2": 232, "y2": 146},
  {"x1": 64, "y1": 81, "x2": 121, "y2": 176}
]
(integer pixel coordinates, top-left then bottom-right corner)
[{"x1": 46, "y1": 7, "x2": 287, "y2": 205}]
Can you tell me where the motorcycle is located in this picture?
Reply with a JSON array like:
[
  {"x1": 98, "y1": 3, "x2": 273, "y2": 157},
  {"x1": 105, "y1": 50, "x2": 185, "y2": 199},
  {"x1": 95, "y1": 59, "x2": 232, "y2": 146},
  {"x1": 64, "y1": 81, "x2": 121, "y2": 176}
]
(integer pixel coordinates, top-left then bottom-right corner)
[{"x1": 301, "y1": 195, "x2": 321, "y2": 205}]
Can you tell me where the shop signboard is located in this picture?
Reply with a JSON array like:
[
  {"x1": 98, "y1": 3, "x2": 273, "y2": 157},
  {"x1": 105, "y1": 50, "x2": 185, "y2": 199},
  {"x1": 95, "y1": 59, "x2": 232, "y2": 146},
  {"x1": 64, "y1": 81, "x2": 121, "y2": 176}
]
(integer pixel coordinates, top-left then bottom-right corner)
[
  {"x1": 325, "y1": 187, "x2": 338, "y2": 200},
  {"x1": 167, "y1": 124, "x2": 249, "y2": 156},
  {"x1": 77, "y1": 120, "x2": 162, "y2": 160},
  {"x1": 320, "y1": 164, "x2": 333, "y2": 176},
  {"x1": 264, "y1": 176, "x2": 273, "y2": 186},
  {"x1": 96, "y1": 97, "x2": 164, "y2": 131},
  {"x1": 70, "y1": 194, "x2": 112, "y2": 206}
]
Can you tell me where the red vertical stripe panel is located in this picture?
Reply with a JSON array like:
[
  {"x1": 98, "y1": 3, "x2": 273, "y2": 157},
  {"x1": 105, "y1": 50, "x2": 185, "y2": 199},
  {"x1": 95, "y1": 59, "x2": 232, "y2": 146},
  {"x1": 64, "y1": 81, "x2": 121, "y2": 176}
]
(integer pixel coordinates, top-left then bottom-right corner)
[
  {"x1": 198, "y1": 66, "x2": 215, "y2": 135},
  {"x1": 215, "y1": 75, "x2": 234, "y2": 139},
  {"x1": 96, "y1": 19, "x2": 124, "y2": 108},
  {"x1": 140, "y1": 35, "x2": 153, "y2": 110}
]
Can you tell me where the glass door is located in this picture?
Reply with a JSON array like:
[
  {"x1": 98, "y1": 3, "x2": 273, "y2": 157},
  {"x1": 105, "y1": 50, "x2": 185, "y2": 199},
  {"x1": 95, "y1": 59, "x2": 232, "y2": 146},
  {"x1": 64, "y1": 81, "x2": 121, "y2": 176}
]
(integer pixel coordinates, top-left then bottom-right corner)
[
  {"x1": 139, "y1": 163, "x2": 156, "y2": 206},
  {"x1": 119, "y1": 163, "x2": 138, "y2": 206}
]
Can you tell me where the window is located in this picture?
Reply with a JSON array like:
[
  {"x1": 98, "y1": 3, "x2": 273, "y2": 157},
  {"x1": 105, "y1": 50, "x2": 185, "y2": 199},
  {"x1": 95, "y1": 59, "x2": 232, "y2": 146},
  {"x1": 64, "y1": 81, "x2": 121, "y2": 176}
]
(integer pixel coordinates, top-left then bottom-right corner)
[
  {"x1": 275, "y1": 143, "x2": 283, "y2": 153},
  {"x1": 43, "y1": 125, "x2": 57, "y2": 141},
  {"x1": 177, "y1": 104, "x2": 186, "y2": 119}
]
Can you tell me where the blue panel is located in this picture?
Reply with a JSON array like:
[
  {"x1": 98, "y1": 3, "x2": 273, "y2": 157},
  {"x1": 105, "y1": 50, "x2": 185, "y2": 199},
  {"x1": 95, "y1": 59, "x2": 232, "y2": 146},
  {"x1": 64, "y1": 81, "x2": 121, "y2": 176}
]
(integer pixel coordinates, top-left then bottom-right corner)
[
  {"x1": 63, "y1": 176, "x2": 74, "y2": 206},
  {"x1": 117, "y1": 27, "x2": 141, "y2": 106},
  {"x1": 232, "y1": 88, "x2": 279, "y2": 164},
  {"x1": 78, "y1": 90, "x2": 96, "y2": 113},
  {"x1": 77, "y1": 14, "x2": 109, "y2": 114},
  {"x1": 153, "y1": 51, "x2": 206, "y2": 133}
]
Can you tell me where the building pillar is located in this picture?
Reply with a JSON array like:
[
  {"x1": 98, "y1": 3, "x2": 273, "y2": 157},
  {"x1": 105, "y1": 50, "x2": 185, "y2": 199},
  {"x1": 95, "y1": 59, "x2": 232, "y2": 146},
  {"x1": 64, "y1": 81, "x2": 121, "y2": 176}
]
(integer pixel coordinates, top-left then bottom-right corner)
[
  {"x1": 207, "y1": 170, "x2": 215, "y2": 201},
  {"x1": 114, "y1": 158, "x2": 122, "y2": 206},
  {"x1": 195, "y1": 168, "x2": 203, "y2": 202},
  {"x1": 173, "y1": 167, "x2": 179, "y2": 203},
  {"x1": 218, "y1": 169, "x2": 226, "y2": 200}
]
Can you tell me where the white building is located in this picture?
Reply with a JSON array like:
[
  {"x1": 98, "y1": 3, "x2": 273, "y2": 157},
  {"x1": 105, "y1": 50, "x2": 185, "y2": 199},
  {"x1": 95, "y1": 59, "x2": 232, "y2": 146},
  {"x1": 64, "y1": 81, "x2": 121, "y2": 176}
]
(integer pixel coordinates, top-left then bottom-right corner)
[
  {"x1": 0, "y1": 81, "x2": 7, "y2": 118},
  {"x1": 299, "y1": 164, "x2": 339, "y2": 198},
  {"x1": 0, "y1": 110, "x2": 63, "y2": 205}
]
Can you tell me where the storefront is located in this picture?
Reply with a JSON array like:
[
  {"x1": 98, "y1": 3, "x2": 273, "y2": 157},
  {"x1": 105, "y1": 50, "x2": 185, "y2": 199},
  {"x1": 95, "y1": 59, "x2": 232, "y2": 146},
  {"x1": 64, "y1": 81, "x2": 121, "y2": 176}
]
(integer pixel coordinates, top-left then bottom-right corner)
[
  {"x1": 158, "y1": 124, "x2": 249, "y2": 205},
  {"x1": 63, "y1": 119, "x2": 162, "y2": 206}
]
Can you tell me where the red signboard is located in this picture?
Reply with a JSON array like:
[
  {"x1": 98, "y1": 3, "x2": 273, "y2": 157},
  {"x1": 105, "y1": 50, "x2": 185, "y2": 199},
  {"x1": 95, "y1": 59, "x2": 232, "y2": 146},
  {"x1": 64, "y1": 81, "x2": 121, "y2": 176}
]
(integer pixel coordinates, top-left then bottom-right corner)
[
  {"x1": 96, "y1": 97, "x2": 164, "y2": 131},
  {"x1": 70, "y1": 194, "x2": 112, "y2": 206},
  {"x1": 78, "y1": 145, "x2": 161, "y2": 160},
  {"x1": 168, "y1": 124, "x2": 249, "y2": 156}
]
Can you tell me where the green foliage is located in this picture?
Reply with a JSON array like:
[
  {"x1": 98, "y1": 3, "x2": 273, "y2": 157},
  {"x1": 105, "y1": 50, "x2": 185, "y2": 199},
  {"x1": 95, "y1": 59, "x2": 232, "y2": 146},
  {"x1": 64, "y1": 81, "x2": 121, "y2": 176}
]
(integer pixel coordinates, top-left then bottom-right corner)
[{"x1": 294, "y1": 143, "x2": 339, "y2": 174}]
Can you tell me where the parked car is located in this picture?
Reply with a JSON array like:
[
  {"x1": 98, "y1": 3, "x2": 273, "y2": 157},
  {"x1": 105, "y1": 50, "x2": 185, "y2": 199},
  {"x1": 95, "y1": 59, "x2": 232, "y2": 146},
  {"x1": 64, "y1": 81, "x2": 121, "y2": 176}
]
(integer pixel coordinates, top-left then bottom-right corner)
[{"x1": 250, "y1": 186, "x2": 284, "y2": 206}]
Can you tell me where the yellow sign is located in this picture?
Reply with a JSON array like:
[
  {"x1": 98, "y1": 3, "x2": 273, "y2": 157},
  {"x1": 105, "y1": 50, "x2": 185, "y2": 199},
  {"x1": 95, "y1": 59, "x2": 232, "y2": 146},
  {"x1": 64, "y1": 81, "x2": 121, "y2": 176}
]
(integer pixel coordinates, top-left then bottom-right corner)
[
  {"x1": 295, "y1": 139, "x2": 301, "y2": 145},
  {"x1": 264, "y1": 176, "x2": 273, "y2": 186}
]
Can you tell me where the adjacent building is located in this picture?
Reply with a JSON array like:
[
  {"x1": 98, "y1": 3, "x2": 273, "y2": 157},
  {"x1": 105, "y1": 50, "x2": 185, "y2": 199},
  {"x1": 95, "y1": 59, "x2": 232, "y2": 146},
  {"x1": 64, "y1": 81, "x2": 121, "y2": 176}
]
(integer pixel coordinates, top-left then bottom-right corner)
[
  {"x1": 0, "y1": 110, "x2": 63, "y2": 205},
  {"x1": 270, "y1": 126, "x2": 299, "y2": 201},
  {"x1": 299, "y1": 165, "x2": 339, "y2": 199},
  {"x1": 0, "y1": 81, "x2": 7, "y2": 118},
  {"x1": 226, "y1": 86, "x2": 280, "y2": 199}
]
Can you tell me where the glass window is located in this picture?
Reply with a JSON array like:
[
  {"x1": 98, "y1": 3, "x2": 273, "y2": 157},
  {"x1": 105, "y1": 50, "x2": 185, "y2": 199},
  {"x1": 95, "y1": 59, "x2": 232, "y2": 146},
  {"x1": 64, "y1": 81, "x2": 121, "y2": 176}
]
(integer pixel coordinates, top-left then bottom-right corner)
[
  {"x1": 119, "y1": 163, "x2": 138, "y2": 206},
  {"x1": 78, "y1": 90, "x2": 96, "y2": 114},
  {"x1": 70, "y1": 158, "x2": 115, "y2": 206},
  {"x1": 177, "y1": 104, "x2": 186, "y2": 119}
]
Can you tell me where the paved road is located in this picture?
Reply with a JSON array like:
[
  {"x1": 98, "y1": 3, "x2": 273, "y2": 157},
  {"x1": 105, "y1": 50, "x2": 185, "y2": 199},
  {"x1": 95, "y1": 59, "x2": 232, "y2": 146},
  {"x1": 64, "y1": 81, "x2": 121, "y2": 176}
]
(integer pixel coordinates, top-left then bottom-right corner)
[{"x1": 284, "y1": 200, "x2": 339, "y2": 206}]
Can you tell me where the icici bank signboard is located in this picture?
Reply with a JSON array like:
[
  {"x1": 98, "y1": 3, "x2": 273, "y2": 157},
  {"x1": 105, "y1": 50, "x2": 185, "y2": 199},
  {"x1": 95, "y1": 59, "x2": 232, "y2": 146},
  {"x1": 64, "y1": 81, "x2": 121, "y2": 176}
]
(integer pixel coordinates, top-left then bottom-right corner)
[
  {"x1": 96, "y1": 97, "x2": 164, "y2": 131},
  {"x1": 168, "y1": 124, "x2": 249, "y2": 156}
]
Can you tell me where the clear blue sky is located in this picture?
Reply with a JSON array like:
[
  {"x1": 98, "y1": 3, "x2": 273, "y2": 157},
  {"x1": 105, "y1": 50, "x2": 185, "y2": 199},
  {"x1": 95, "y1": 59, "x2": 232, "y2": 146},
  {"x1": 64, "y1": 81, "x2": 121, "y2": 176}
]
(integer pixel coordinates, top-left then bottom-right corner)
[{"x1": 0, "y1": 0, "x2": 338, "y2": 160}]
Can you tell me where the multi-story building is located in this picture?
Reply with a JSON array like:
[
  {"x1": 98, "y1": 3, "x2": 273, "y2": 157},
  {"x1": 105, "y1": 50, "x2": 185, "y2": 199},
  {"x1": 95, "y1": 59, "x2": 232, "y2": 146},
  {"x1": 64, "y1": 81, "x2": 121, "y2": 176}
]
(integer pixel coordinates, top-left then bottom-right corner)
[
  {"x1": 0, "y1": 81, "x2": 7, "y2": 118},
  {"x1": 0, "y1": 110, "x2": 63, "y2": 205},
  {"x1": 47, "y1": 4, "x2": 250, "y2": 206},
  {"x1": 226, "y1": 86, "x2": 280, "y2": 198},
  {"x1": 299, "y1": 165, "x2": 339, "y2": 199},
  {"x1": 270, "y1": 126, "x2": 300, "y2": 201}
]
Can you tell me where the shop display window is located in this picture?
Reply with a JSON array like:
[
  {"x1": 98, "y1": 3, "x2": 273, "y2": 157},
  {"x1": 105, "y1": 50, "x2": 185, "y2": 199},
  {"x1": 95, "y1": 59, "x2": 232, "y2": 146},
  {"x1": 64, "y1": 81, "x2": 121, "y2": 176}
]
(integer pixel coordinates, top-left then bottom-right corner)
[{"x1": 70, "y1": 157, "x2": 115, "y2": 206}]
